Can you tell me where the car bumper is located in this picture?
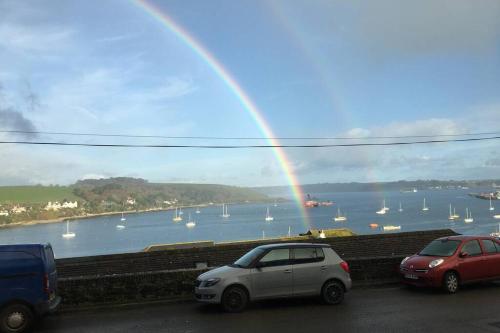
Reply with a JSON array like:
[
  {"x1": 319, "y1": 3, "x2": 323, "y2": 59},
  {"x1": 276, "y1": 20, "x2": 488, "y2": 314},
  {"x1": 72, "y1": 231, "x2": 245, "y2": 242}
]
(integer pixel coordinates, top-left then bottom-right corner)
[
  {"x1": 344, "y1": 277, "x2": 352, "y2": 291},
  {"x1": 194, "y1": 287, "x2": 222, "y2": 304},
  {"x1": 400, "y1": 269, "x2": 442, "y2": 288},
  {"x1": 35, "y1": 294, "x2": 62, "y2": 316}
]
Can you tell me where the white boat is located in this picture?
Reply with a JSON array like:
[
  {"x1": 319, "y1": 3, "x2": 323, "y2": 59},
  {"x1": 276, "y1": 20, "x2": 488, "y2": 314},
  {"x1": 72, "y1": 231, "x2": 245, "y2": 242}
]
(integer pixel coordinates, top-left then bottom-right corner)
[
  {"x1": 413, "y1": 188, "x2": 418, "y2": 193},
  {"x1": 274, "y1": 200, "x2": 278, "y2": 207},
  {"x1": 494, "y1": 214, "x2": 500, "y2": 219},
  {"x1": 448, "y1": 204, "x2": 457, "y2": 220},
  {"x1": 491, "y1": 224, "x2": 500, "y2": 237},
  {"x1": 319, "y1": 230, "x2": 326, "y2": 238},
  {"x1": 398, "y1": 202, "x2": 403, "y2": 212},
  {"x1": 376, "y1": 200, "x2": 387, "y2": 215},
  {"x1": 490, "y1": 197, "x2": 495, "y2": 211},
  {"x1": 334, "y1": 208, "x2": 347, "y2": 222},
  {"x1": 120, "y1": 212, "x2": 126, "y2": 221},
  {"x1": 288, "y1": 226, "x2": 291, "y2": 237},
  {"x1": 195, "y1": 208, "x2": 201, "y2": 214},
  {"x1": 464, "y1": 208, "x2": 474, "y2": 223},
  {"x1": 422, "y1": 198, "x2": 429, "y2": 211},
  {"x1": 186, "y1": 213, "x2": 196, "y2": 228},
  {"x1": 265, "y1": 207, "x2": 274, "y2": 222},
  {"x1": 173, "y1": 207, "x2": 182, "y2": 222},
  {"x1": 62, "y1": 221, "x2": 76, "y2": 239},
  {"x1": 222, "y1": 203, "x2": 230, "y2": 218},
  {"x1": 179, "y1": 208, "x2": 183, "y2": 215},
  {"x1": 383, "y1": 225, "x2": 401, "y2": 231},
  {"x1": 116, "y1": 212, "x2": 126, "y2": 229},
  {"x1": 452, "y1": 207, "x2": 460, "y2": 219}
]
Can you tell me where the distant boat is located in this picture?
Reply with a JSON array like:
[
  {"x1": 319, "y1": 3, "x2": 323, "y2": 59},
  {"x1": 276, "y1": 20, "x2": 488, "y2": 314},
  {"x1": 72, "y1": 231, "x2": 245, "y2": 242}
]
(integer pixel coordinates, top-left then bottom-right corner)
[
  {"x1": 491, "y1": 224, "x2": 500, "y2": 238},
  {"x1": 448, "y1": 204, "x2": 457, "y2": 220},
  {"x1": 422, "y1": 198, "x2": 429, "y2": 211},
  {"x1": 173, "y1": 207, "x2": 182, "y2": 222},
  {"x1": 383, "y1": 225, "x2": 401, "y2": 231},
  {"x1": 319, "y1": 230, "x2": 326, "y2": 238},
  {"x1": 195, "y1": 208, "x2": 201, "y2": 214},
  {"x1": 490, "y1": 197, "x2": 495, "y2": 211},
  {"x1": 452, "y1": 207, "x2": 460, "y2": 219},
  {"x1": 376, "y1": 200, "x2": 387, "y2": 215},
  {"x1": 334, "y1": 208, "x2": 347, "y2": 222},
  {"x1": 62, "y1": 221, "x2": 76, "y2": 239},
  {"x1": 287, "y1": 226, "x2": 291, "y2": 237},
  {"x1": 265, "y1": 207, "x2": 274, "y2": 222},
  {"x1": 494, "y1": 214, "x2": 500, "y2": 219},
  {"x1": 464, "y1": 208, "x2": 473, "y2": 223},
  {"x1": 186, "y1": 213, "x2": 196, "y2": 228},
  {"x1": 120, "y1": 212, "x2": 126, "y2": 222},
  {"x1": 274, "y1": 200, "x2": 278, "y2": 207},
  {"x1": 369, "y1": 223, "x2": 379, "y2": 228},
  {"x1": 222, "y1": 204, "x2": 230, "y2": 218},
  {"x1": 179, "y1": 207, "x2": 183, "y2": 215},
  {"x1": 398, "y1": 202, "x2": 403, "y2": 212}
]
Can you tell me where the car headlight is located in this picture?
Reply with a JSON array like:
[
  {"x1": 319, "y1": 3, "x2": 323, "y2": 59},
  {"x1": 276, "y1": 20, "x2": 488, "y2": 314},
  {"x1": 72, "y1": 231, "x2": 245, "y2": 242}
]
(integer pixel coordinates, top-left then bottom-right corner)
[
  {"x1": 203, "y1": 278, "x2": 221, "y2": 287},
  {"x1": 401, "y1": 256, "x2": 410, "y2": 265},
  {"x1": 429, "y1": 259, "x2": 444, "y2": 268}
]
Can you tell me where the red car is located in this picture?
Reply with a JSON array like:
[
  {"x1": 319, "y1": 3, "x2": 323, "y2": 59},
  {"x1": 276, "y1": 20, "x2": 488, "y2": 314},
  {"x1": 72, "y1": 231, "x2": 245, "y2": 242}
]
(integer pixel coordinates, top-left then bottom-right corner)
[{"x1": 400, "y1": 235, "x2": 500, "y2": 293}]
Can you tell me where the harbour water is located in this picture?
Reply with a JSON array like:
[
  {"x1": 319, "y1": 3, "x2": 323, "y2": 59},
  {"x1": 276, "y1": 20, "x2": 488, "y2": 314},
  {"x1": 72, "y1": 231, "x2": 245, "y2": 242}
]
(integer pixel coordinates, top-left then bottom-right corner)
[{"x1": 0, "y1": 189, "x2": 499, "y2": 258}]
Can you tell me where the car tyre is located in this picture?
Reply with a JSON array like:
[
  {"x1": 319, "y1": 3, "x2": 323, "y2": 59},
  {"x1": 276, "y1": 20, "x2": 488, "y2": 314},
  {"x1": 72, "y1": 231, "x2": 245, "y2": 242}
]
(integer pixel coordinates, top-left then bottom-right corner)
[
  {"x1": 443, "y1": 271, "x2": 459, "y2": 294},
  {"x1": 221, "y1": 286, "x2": 248, "y2": 313},
  {"x1": 0, "y1": 303, "x2": 34, "y2": 333},
  {"x1": 321, "y1": 280, "x2": 344, "y2": 305}
]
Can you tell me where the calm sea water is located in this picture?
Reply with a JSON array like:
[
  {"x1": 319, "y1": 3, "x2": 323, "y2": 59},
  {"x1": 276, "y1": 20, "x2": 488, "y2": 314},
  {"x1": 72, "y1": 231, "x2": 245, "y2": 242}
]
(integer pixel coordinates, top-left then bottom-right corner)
[{"x1": 0, "y1": 189, "x2": 499, "y2": 258}]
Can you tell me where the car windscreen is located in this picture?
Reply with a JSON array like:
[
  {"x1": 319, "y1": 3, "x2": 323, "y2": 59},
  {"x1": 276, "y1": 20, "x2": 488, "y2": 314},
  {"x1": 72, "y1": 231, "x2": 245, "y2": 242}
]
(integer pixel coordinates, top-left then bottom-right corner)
[
  {"x1": 233, "y1": 248, "x2": 265, "y2": 268},
  {"x1": 419, "y1": 239, "x2": 461, "y2": 256}
]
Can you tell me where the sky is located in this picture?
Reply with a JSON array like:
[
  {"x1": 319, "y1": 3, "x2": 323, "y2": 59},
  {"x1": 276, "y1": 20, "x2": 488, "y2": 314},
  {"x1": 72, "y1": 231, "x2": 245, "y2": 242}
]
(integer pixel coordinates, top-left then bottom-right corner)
[{"x1": 0, "y1": 0, "x2": 500, "y2": 187}]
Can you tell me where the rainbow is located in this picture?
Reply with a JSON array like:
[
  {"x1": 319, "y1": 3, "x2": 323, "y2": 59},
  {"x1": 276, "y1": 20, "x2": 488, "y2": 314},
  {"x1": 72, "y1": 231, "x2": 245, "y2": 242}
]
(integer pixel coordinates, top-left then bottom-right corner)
[{"x1": 131, "y1": 0, "x2": 311, "y2": 228}]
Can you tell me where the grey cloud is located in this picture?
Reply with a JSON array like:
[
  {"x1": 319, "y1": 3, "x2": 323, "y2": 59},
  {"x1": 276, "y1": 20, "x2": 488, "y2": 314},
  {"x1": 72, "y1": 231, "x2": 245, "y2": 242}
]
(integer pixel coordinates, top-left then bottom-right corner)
[{"x1": 0, "y1": 108, "x2": 36, "y2": 137}]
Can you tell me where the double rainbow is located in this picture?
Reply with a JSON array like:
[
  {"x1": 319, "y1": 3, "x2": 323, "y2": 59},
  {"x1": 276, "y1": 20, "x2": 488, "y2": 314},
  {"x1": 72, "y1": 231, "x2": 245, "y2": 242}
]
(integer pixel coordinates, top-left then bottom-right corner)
[{"x1": 131, "y1": 0, "x2": 310, "y2": 229}]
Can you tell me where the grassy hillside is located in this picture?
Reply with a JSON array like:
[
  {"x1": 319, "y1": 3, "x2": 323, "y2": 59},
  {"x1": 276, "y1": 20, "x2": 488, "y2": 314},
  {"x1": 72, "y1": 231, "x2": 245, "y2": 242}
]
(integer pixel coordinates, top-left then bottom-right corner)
[{"x1": 0, "y1": 186, "x2": 79, "y2": 204}]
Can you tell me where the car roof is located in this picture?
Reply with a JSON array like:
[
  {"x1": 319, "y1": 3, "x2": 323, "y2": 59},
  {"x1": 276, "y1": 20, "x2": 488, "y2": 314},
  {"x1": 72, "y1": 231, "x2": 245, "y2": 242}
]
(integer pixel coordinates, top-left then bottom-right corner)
[
  {"x1": 257, "y1": 243, "x2": 331, "y2": 250},
  {"x1": 437, "y1": 235, "x2": 498, "y2": 241}
]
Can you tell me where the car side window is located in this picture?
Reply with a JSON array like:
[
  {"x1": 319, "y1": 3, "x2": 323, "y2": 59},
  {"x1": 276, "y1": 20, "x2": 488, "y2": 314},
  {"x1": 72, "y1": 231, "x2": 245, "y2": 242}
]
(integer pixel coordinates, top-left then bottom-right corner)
[
  {"x1": 462, "y1": 240, "x2": 482, "y2": 256},
  {"x1": 293, "y1": 247, "x2": 325, "y2": 264},
  {"x1": 481, "y1": 240, "x2": 498, "y2": 254},
  {"x1": 258, "y1": 249, "x2": 290, "y2": 267},
  {"x1": 495, "y1": 241, "x2": 500, "y2": 252}
]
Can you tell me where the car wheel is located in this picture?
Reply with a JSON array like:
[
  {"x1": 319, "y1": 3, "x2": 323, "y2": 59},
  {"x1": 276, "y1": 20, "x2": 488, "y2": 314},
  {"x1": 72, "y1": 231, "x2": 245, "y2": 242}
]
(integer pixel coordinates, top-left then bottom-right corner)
[
  {"x1": 321, "y1": 280, "x2": 344, "y2": 305},
  {"x1": 221, "y1": 286, "x2": 248, "y2": 313},
  {"x1": 443, "y1": 271, "x2": 459, "y2": 294},
  {"x1": 0, "y1": 303, "x2": 34, "y2": 333}
]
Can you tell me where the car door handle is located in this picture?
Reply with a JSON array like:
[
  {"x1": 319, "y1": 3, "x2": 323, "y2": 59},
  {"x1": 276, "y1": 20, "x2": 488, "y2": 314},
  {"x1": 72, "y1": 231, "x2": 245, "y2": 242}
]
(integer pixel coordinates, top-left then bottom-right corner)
[
  {"x1": 320, "y1": 266, "x2": 327, "y2": 271},
  {"x1": 284, "y1": 269, "x2": 292, "y2": 273}
]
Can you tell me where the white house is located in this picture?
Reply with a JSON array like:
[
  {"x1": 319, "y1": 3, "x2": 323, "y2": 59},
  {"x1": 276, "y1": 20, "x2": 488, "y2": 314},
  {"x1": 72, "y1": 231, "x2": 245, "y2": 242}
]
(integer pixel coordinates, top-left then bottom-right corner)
[
  {"x1": 11, "y1": 206, "x2": 27, "y2": 214},
  {"x1": 0, "y1": 210, "x2": 9, "y2": 216},
  {"x1": 126, "y1": 198, "x2": 136, "y2": 205},
  {"x1": 45, "y1": 201, "x2": 78, "y2": 211}
]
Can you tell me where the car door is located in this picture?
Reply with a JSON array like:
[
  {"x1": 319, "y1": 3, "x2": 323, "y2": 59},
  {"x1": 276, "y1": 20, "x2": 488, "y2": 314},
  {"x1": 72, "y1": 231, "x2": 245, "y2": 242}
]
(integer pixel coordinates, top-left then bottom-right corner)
[
  {"x1": 457, "y1": 240, "x2": 485, "y2": 282},
  {"x1": 292, "y1": 247, "x2": 327, "y2": 296},
  {"x1": 480, "y1": 239, "x2": 500, "y2": 278},
  {"x1": 251, "y1": 248, "x2": 293, "y2": 299}
]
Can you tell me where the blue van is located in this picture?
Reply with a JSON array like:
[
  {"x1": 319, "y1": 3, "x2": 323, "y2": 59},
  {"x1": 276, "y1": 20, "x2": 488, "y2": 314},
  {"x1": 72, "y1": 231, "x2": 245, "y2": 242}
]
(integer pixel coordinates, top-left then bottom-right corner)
[{"x1": 0, "y1": 244, "x2": 61, "y2": 333}]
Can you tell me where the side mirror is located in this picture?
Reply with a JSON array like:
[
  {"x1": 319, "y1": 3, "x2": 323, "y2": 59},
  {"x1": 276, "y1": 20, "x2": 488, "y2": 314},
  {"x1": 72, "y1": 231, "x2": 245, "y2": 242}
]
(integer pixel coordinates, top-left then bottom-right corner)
[{"x1": 459, "y1": 251, "x2": 469, "y2": 258}]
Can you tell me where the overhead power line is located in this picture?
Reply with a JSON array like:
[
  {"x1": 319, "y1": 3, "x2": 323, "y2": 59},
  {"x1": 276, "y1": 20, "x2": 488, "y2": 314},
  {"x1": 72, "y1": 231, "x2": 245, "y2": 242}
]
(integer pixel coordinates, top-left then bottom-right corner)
[
  {"x1": 1, "y1": 129, "x2": 500, "y2": 141},
  {"x1": 0, "y1": 136, "x2": 499, "y2": 148}
]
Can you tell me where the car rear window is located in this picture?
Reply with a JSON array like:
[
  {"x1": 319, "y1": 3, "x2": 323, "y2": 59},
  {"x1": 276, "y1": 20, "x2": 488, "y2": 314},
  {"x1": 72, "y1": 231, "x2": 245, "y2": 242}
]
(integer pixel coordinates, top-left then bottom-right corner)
[{"x1": 481, "y1": 240, "x2": 498, "y2": 254}]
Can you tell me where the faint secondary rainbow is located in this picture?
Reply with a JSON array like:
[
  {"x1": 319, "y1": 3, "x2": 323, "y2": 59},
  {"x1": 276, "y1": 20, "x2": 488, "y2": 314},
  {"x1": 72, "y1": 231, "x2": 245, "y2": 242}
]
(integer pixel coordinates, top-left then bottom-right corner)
[{"x1": 131, "y1": 0, "x2": 311, "y2": 228}]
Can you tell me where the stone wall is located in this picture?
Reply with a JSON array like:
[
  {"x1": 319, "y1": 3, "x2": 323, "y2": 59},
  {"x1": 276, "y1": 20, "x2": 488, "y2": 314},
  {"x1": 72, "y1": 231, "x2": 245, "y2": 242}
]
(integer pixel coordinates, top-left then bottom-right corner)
[{"x1": 56, "y1": 229, "x2": 458, "y2": 308}]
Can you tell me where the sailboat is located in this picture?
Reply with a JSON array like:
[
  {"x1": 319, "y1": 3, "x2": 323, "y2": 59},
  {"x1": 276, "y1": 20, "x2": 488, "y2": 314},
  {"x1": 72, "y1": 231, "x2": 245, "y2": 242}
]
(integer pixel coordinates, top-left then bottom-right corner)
[
  {"x1": 422, "y1": 198, "x2": 429, "y2": 211},
  {"x1": 274, "y1": 200, "x2": 278, "y2": 207},
  {"x1": 334, "y1": 208, "x2": 347, "y2": 222},
  {"x1": 448, "y1": 204, "x2": 457, "y2": 221},
  {"x1": 494, "y1": 214, "x2": 500, "y2": 219},
  {"x1": 173, "y1": 207, "x2": 182, "y2": 222},
  {"x1": 195, "y1": 207, "x2": 201, "y2": 214},
  {"x1": 222, "y1": 204, "x2": 230, "y2": 218},
  {"x1": 179, "y1": 207, "x2": 184, "y2": 215},
  {"x1": 288, "y1": 226, "x2": 291, "y2": 237},
  {"x1": 116, "y1": 213, "x2": 126, "y2": 229},
  {"x1": 491, "y1": 224, "x2": 500, "y2": 238},
  {"x1": 62, "y1": 221, "x2": 76, "y2": 239},
  {"x1": 398, "y1": 202, "x2": 403, "y2": 212},
  {"x1": 265, "y1": 207, "x2": 274, "y2": 222},
  {"x1": 464, "y1": 208, "x2": 474, "y2": 223},
  {"x1": 186, "y1": 213, "x2": 196, "y2": 228},
  {"x1": 376, "y1": 200, "x2": 387, "y2": 215},
  {"x1": 490, "y1": 197, "x2": 495, "y2": 211},
  {"x1": 452, "y1": 207, "x2": 460, "y2": 219}
]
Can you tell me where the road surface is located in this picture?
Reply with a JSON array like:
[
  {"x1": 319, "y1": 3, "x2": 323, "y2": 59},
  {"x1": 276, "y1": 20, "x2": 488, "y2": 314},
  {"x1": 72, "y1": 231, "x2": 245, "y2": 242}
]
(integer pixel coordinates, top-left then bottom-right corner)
[{"x1": 38, "y1": 283, "x2": 500, "y2": 332}]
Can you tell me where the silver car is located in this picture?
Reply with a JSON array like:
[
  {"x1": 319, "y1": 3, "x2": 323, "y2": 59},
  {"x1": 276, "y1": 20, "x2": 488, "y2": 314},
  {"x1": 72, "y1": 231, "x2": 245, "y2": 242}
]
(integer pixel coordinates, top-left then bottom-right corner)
[{"x1": 195, "y1": 243, "x2": 352, "y2": 312}]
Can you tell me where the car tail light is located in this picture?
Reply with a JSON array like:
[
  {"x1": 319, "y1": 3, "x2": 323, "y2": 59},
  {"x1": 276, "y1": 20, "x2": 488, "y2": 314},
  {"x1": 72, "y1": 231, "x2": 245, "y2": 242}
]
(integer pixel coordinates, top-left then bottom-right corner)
[
  {"x1": 340, "y1": 261, "x2": 350, "y2": 273},
  {"x1": 43, "y1": 273, "x2": 50, "y2": 294}
]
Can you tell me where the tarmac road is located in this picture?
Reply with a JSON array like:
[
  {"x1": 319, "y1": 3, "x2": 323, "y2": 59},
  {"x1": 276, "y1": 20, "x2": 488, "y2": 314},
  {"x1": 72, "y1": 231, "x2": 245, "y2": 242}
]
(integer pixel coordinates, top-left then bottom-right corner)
[{"x1": 38, "y1": 282, "x2": 500, "y2": 333}]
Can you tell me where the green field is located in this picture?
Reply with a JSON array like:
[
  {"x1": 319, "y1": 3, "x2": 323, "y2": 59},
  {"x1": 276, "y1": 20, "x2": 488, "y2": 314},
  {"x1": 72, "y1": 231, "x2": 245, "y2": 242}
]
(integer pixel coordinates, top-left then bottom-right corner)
[{"x1": 0, "y1": 186, "x2": 79, "y2": 204}]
